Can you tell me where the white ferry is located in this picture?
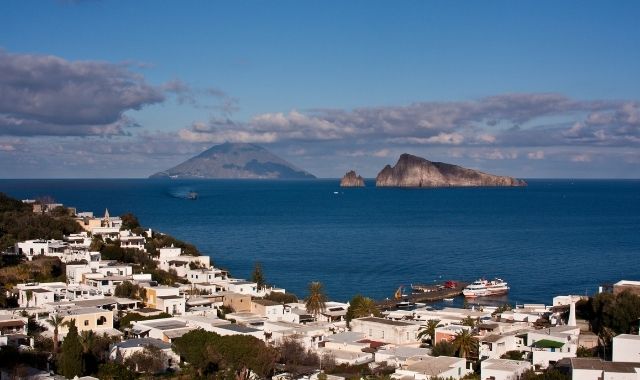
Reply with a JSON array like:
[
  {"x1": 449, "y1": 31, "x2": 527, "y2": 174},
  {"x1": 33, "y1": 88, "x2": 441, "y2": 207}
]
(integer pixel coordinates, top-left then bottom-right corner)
[{"x1": 463, "y1": 278, "x2": 509, "y2": 298}]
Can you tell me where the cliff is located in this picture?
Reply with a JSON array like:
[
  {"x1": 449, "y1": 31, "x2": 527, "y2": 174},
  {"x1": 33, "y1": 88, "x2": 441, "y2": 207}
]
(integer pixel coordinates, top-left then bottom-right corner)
[
  {"x1": 375, "y1": 153, "x2": 526, "y2": 188},
  {"x1": 340, "y1": 170, "x2": 365, "y2": 187},
  {"x1": 150, "y1": 143, "x2": 315, "y2": 179}
]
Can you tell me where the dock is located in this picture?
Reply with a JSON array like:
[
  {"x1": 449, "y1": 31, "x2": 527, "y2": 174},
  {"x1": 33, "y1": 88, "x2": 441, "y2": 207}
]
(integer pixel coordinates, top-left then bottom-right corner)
[{"x1": 375, "y1": 281, "x2": 468, "y2": 310}]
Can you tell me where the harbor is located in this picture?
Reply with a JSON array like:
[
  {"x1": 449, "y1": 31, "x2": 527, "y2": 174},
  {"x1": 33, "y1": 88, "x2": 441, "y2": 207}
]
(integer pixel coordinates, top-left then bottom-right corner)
[{"x1": 376, "y1": 280, "x2": 469, "y2": 310}]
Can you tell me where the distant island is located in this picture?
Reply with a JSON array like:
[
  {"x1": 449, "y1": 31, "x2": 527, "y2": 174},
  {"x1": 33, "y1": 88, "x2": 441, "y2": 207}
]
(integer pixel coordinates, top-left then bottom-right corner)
[
  {"x1": 340, "y1": 170, "x2": 365, "y2": 187},
  {"x1": 375, "y1": 153, "x2": 526, "y2": 188},
  {"x1": 150, "y1": 142, "x2": 316, "y2": 179}
]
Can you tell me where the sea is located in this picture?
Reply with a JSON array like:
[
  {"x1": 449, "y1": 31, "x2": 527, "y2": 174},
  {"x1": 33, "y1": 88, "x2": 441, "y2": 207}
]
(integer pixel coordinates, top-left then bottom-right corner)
[{"x1": 1, "y1": 179, "x2": 639, "y2": 307}]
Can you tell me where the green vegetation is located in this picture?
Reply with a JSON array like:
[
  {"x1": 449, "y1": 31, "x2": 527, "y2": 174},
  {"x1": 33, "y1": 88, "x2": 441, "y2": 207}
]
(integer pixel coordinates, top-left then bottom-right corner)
[
  {"x1": 145, "y1": 232, "x2": 200, "y2": 257},
  {"x1": 0, "y1": 192, "x2": 82, "y2": 251},
  {"x1": 417, "y1": 319, "x2": 440, "y2": 345},
  {"x1": 114, "y1": 281, "x2": 147, "y2": 300},
  {"x1": 501, "y1": 350, "x2": 525, "y2": 360},
  {"x1": 431, "y1": 340, "x2": 456, "y2": 357},
  {"x1": 120, "y1": 212, "x2": 141, "y2": 230},
  {"x1": 276, "y1": 337, "x2": 335, "y2": 378},
  {"x1": 58, "y1": 320, "x2": 83, "y2": 378},
  {"x1": 263, "y1": 291, "x2": 298, "y2": 304},
  {"x1": 305, "y1": 281, "x2": 327, "y2": 317},
  {"x1": 346, "y1": 294, "x2": 381, "y2": 326},
  {"x1": 122, "y1": 344, "x2": 167, "y2": 375},
  {"x1": 172, "y1": 329, "x2": 278, "y2": 379},
  {"x1": 452, "y1": 329, "x2": 478, "y2": 358},
  {"x1": 251, "y1": 262, "x2": 266, "y2": 290},
  {"x1": 97, "y1": 362, "x2": 136, "y2": 380},
  {"x1": 118, "y1": 312, "x2": 172, "y2": 330},
  {"x1": 0, "y1": 256, "x2": 66, "y2": 289}
]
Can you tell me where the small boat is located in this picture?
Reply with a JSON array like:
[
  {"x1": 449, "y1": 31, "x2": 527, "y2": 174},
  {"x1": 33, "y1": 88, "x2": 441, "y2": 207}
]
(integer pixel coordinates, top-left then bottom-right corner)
[
  {"x1": 333, "y1": 191, "x2": 339, "y2": 194},
  {"x1": 187, "y1": 191, "x2": 198, "y2": 200},
  {"x1": 443, "y1": 298, "x2": 454, "y2": 302},
  {"x1": 463, "y1": 278, "x2": 509, "y2": 298},
  {"x1": 396, "y1": 301, "x2": 416, "y2": 310}
]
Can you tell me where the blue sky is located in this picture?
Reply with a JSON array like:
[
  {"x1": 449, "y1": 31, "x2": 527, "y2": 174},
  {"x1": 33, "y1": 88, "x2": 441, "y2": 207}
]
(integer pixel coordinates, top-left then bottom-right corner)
[{"x1": 1, "y1": 0, "x2": 639, "y2": 178}]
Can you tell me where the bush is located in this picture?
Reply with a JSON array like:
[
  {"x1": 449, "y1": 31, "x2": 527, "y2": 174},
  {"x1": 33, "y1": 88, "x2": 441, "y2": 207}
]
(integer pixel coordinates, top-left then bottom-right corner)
[{"x1": 264, "y1": 292, "x2": 298, "y2": 304}]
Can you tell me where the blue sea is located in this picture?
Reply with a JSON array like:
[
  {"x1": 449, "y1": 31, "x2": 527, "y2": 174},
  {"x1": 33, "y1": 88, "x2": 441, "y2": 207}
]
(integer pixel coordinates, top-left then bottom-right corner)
[{"x1": 1, "y1": 179, "x2": 639, "y2": 306}]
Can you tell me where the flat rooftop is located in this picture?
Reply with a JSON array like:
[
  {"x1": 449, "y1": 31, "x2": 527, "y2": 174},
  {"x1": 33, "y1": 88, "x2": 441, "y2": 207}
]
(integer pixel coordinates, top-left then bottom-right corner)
[{"x1": 358, "y1": 317, "x2": 414, "y2": 327}]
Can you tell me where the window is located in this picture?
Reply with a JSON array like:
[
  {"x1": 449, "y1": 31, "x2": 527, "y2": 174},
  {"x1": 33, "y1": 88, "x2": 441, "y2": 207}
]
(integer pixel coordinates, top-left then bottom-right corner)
[
  {"x1": 84, "y1": 320, "x2": 89, "y2": 326},
  {"x1": 97, "y1": 316, "x2": 107, "y2": 326}
]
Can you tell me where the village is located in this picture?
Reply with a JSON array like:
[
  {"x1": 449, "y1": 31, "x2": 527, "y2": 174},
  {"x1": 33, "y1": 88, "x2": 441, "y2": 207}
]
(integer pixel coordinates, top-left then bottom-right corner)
[{"x1": 1, "y1": 196, "x2": 640, "y2": 380}]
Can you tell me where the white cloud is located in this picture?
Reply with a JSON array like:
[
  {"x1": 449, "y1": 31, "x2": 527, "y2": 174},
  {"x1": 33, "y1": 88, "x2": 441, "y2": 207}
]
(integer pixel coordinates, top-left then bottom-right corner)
[{"x1": 527, "y1": 150, "x2": 545, "y2": 160}]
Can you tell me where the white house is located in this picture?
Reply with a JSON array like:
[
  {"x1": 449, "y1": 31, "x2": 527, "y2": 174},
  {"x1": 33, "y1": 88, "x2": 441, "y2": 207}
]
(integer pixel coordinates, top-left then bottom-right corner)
[
  {"x1": 251, "y1": 299, "x2": 285, "y2": 321},
  {"x1": 480, "y1": 358, "x2": 532, "y2": 380},
  {"x1": 479, "y1": 334, "x2": 521, "y2": 359},
  {"x1": 264, "y1": 320, "x2": 329, "y2": 349},
  {"x1": 130, "y1": 318, "x2": 196, "y2": 343},
  {"x1": 17, "y1": 287, "x2": 55, "y2": 308},
  {"x1": 109, "y1": 338, "x2": 180, "y2": 373},
  {"x1": 528, "y1": 328, "x2": 578, "y2": 368},
  {"x1": 0, "y1": 315, "x2": 32, "y2": 348},
  {"x1": 186, "y1": 268, "x2": 228, "y2": 284},
  {"x1": 613, "y1": 334, "x2": 640, "y2": 363},
  {"x1": 568, "y1": 357, "x2": 640, "y2": 380},
  {"x1": 393, "y1": 356, "x2": 472, "y2": 380},
  {"x1": 350, "y1": 317, "x2": 421, "y2": 345}
]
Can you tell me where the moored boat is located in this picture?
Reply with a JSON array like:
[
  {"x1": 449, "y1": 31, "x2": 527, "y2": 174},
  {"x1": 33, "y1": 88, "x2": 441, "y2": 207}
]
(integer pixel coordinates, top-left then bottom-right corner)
[{"x1": 463, "y1": 278, "x2": 509, "y2": 298}]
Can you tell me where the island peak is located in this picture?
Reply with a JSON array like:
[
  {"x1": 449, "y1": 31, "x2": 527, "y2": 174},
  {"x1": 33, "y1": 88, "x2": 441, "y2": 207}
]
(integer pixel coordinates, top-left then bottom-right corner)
[{"x1": 376, "y1": 153, "x2": 526, "y2": 188}]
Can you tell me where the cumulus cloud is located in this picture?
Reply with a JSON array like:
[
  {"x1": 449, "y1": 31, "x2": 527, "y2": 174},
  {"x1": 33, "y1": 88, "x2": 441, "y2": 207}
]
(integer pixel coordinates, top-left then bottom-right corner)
[
  {"x1": 0, "y1": 49, "x2": 165, "y2": 137},
  {"x1": 178, "y1": 93, "x2": 640, "y2": 150}
]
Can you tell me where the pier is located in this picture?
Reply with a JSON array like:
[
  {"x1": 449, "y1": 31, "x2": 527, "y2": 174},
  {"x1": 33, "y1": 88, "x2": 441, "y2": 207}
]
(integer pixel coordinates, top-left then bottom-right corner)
[{"x1": 375, "y1": 281, "x2": 468, "y2": 310}]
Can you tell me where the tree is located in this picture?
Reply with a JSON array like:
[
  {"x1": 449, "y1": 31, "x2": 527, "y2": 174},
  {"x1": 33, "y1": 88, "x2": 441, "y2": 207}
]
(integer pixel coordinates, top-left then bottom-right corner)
[
  {"x1": 501, "y1": 350, "x2": 525, "y2": 360},
  {"x1": 346, "y1": 295, "x2": 381, "y2": 326},
  {"x1": 120, "y1": 213, "x2": 141, "y2": 230},
  {"x1": 114, "y1": 281, "x2": 145, "y2": 300},
  {"x1": 462, "y1": 316, "x2": 478, "y2": 329},
  {"x1": 124, "y1": 344, "x2": 167, "y2": 374},
  {"x1": 215, "y1": 335, "x2": 278, "y2": 380},
  {"x1": 25, "y1": 290, "x2": 33, "y2": 308},
  {"x1": 591, "y1": 290, "x2": 640, "y2": 336},
  {"x1": 47, "y1": 314, "x2": 65, "y2": 353},
  {"x1": 305, "y1": 281, "x2": 327, "y2": 318},
  {"x1": 172, "y1": 329, "x2": 220, "y2": 377},
  {"x1": 264, "y1": 291, "x2": 298, "y2": 304},
  {"x1": 97, "y1": 362, "x2": 136, "y2": 380},
  {"x1": 417, "y1": 319, "x2": 440, "y2": 345},
  {"x1": 276, "y1": 337, "x2": 320, "y2": 377},
  {"x1": 252, "y1": 262, "x2": 266, "y2": 290},
  {"x1": 431, "y1": 340, "x2": 456, "y2": 357},
  {"x1": 58, "y1": 320, "x2": 83, "y2": 378},
  {"x1": 452, "y1": 329, "x2": 478, "y2": 359}
]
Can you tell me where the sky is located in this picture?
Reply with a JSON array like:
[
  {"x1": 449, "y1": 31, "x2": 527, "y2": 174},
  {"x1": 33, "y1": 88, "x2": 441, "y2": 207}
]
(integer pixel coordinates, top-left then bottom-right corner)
[{"x1": 1, "y1": 0, "x2": 639, "y2": 178}]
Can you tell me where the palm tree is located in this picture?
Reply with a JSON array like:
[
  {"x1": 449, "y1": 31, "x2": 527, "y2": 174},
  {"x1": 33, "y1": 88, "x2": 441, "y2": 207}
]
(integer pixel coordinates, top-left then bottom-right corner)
[
  {"x1": 417, "y1": 319, "x2": 440, "y2": 345},
  {"x1": 305, "y1": 281, "x2": 327, "y2": 318},
  {"x1": 47, "y1": 314, "x2": 65, "y2": 353},
  {"x1": 80, "y1": 330, "x2": 96, "y2": 354},
  {"x1": 452, "y1": 329, "x2": 478, "y2": 358},
  {"x1": 462, "y1": 316, "x2": 478, "y2": 329},
  {"x1": 351, "y1": 296, "x2": 379, "y2": 318}
]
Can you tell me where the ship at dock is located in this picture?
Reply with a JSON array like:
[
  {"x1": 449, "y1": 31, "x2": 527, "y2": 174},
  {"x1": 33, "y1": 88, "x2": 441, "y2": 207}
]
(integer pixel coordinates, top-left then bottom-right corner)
[{"x1": 463, "y1": 278, "x2": 509, "y2": 298}]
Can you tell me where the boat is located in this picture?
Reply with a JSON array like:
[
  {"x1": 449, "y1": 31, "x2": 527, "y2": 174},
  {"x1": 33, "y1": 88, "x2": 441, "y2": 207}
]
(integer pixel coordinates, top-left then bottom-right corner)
[
  {"x1": 443, "y1": 298, "x2": 454, "y2": 302},
  {"x1": 463, "y1": 278, "x2": 509, "y2": 298},
  {"x1": 187, "y1": 191, "x2": 198, "y2": 200},
  {"x1": 396, "y1": 301, "x2": 416, "y2": 310}
]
